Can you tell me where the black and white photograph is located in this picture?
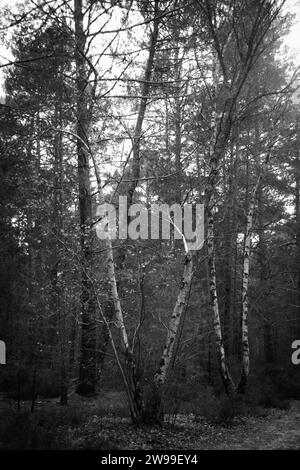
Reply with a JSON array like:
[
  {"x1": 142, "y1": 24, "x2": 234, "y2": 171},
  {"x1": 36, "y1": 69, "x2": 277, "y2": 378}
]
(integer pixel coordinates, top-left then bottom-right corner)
[{"x1": 0, "y1": 0, "x2": 300, "y2": 454}]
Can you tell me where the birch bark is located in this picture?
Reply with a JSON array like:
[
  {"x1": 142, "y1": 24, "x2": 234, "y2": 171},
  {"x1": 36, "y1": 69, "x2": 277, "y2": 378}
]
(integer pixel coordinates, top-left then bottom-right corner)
[
  {"x1": 154, "y1": 251, "x2": 193, "y2": 388},
  {"x1": 92, "y1": 152, "x2": 142, "y2": 421},
  {"x1": 205, "y1": 53, "x2": 236, "y2": 395},
  {"x1": 238, "y1": 149, "x2": 269, "y2": 393},
  {"x1": 146, "y1": 244, "x2": 193, "y2": 422}
]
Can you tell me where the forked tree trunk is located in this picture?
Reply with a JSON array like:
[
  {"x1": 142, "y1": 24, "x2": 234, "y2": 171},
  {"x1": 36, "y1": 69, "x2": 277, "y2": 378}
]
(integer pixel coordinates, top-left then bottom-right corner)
[
  {"x1": 106, "y1": 234, "x2": 143, "y2": 421},
  {"x1": 207, "y1": 208, "x2": 236, "y2": 396},
  {"x1": 92, "y1": 154, "x2": 143, "y2": 422},
  {"x1": 199, "y1": 1, "x2": 281, "y2": 395},
  {"x1": 94, "y1": 1, "x2": 160, "y2": 387},
  {"x1": 204, "y1": 51, "x2": 236, "y2": 396},
  {"x1": 223, "y1": 135, "x2": 238, "y2": 356},
  {"x1": 144, "y1": 250, "x2": 193, "y2": 423}
]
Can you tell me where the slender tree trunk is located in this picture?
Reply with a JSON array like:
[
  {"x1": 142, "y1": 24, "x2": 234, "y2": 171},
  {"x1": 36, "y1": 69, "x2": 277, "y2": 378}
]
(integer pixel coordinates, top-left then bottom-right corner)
[
  {"x1": 204, "y1": 53, "x2": 236, "y2": 396},
  {"x1": 106, "y1": 234, "x2": 143, "y2": 421},
  {"x1": 143, "y1": 34, "x2": 193, "y2": 422},
  {"x1": 74, "y1": 0, "x2": 97, "y2": 396},
  {"x1": 93, "y1": 0, "x2": 159, "y2": 416},
  {"x1": 295, "y1": 151, "x2": 300, "y2": 336},
  {"x1": 238, "y1": 181, "x2": 257, "y2": 394},
  {"x1": 238, "y1": 146, "x2": 269, "y2": 393},
  {"x1": 95, "y1": 2, "x2": 160, "y2": 385},
  {"x1": 231, "y1": 147, "x2": 239, "y2": 360},
  {"x1": 127, "y1": 0, "x2": 160, "y2": 205},
  {"x1": 207, "y1": 208, "x2": 236, "y2": 395},
  {"x1": 145, "y1": 251, "x2": 193, "y2": 422},
  {"x1": 30, "y1": 360, "x2": 38, "y2": 413},
  {"x1": 96, "y1": 297, "x2": 114, "y2": 379},
  {"x1": 207, "y1": 332, "x2": 212, "y2": 385},
  {"x1": 222, "y1": 137, "x2": 238, "y2": 357},
  {"x1": 173, "y1": 30, "x2": 183, "y2": 206},
  {"x1": 92, "y1": 154, "x2": 142, "y2": 422},
  {"x1": 51, "y1": 81, "x2": 69, "y2": 404},
  {"x1": 263, "y1": 322, "x2": 274, "y2": 365},
  {"x1": 257, "y1": 182, "x2": 274, "y2": 368}
]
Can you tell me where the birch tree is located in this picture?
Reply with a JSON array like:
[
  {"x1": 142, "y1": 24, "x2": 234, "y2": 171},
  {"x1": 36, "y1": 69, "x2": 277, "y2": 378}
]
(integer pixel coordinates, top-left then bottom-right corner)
[
  {"x1": 196, "y1": 0, "x2": 284, "y2": 395},
  {"x1": 238, "y1": 146, "x2": 270, "y2": 393}
]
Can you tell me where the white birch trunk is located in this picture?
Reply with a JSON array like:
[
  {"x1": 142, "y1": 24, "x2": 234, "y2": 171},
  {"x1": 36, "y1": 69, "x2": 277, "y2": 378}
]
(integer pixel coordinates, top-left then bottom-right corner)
[
  {"x1": 207, "y1": 209, "x2": 236, "y2": 394},
  {"x1": 92, "y1": 162, "x2": 128, "y2": 351},
  {"x1": 154, "y1": 251, "x2": 193, "y2": 387},
  {"x1": 238, "y1": 174, "x2": 261, "y2": 392},
  {"x1": 205, "y1": 53, "x2": 236, "y2": 395},
  {"x1": 238, "y1": 147, "x2": 269, "y2": 392},
  {"x1": 144, "y1": 244, "x2": 193, "y2": 423},
  {"x1": 91, "y1": 153, "x2": 142, "y2": 420}
]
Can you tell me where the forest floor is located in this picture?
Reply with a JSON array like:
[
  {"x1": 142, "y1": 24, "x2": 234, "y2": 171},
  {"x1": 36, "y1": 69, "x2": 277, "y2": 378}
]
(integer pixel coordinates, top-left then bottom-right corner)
[
  {"x1": 64, "y1": 398, "x2": 300, "y2": 450},
  {"x1": 198, "y1": 400, "x2": 300, "y2": 450},
  {"x1": 1, "y1": 393, "x2": 300, "y2": 450}
]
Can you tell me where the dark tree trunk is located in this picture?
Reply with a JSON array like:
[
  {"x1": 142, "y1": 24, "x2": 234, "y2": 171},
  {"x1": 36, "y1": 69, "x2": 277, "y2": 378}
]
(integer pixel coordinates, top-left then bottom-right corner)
[
  {"x1": 30, "y1": 361, "x2": 38, "y2": 413},
  {"x1": 96, "y1": 299, "x2": 114, "y2": 379},
  {"x1": 263, "y1": 321, "x2": 274, "y2": 365},
  {"x1": 127, "y1": 0, "x2": 159, "y2": 205},
  {"x1": 223, "y1": 137, "x2": 238, "y2": 357},
  {"x1": 74, "y1": 0, "x2": 97, "y2": 396},
  {"x1": 295, "y1": 151, "x2": 300, "y2": 336}
]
